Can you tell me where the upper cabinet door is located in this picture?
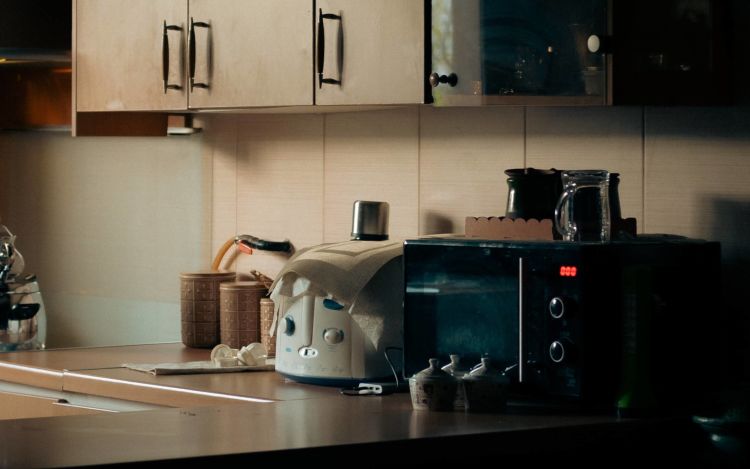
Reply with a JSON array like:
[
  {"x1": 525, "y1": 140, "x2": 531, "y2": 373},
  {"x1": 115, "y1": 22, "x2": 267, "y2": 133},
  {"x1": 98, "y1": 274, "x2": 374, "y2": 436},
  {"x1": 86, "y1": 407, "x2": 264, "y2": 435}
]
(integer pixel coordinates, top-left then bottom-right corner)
[
  {"x1": 187, "y1": 0, "x2": 313, "y2": 109},
  {"x1": 430, "y1": 0, "x2": 608, "y2": 106},
  {"x1": 315, "y1": 0, "x2": 425, "y2": 106},
  {"x1": 76, "y1": 0, "x2": 188, "y2": 112}
]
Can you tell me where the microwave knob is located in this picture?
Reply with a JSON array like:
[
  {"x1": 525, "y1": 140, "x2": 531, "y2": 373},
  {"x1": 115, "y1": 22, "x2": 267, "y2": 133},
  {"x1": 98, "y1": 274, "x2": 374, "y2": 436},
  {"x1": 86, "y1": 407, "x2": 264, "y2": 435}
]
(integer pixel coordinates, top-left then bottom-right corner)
[
  {"x1": 281, "y1": 316, "x2": 295, "y2": 336},
  {"x1": 549, "y1": 340, "x2": 567, "y2": 363},
  {"x1": 549, "y1": 297, "x2": 571, "y2": 319}
]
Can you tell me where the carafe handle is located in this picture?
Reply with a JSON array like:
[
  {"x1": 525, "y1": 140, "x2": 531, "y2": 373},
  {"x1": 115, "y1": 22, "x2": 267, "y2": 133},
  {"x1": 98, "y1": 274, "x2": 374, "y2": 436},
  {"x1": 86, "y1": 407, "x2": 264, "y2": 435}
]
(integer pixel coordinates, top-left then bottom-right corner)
[{"x1": 554, "y1": 187, "x2": 575, "y2": 240}]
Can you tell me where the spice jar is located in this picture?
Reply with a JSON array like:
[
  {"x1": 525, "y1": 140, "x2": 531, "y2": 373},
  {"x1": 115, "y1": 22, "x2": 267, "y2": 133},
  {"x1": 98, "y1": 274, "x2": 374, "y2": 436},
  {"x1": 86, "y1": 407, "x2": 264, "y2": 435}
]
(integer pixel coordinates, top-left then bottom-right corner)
[
  {"x1": 408, "y1": 358, "x2": 458, "y2": 411},
  {"x1": 441, "y1": 354, "x2": 470, "y2": 410},
  {"x1": 462, "y1": 357, "x2": 510, "y2": 413}
]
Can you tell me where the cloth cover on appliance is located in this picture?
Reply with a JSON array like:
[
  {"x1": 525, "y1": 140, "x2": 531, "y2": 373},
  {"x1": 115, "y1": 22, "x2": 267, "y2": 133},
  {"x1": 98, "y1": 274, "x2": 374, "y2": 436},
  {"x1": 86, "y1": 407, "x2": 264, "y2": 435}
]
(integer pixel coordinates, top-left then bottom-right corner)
[{"x1": 269, "y1": 239, "x2": 403, "y2": 352}]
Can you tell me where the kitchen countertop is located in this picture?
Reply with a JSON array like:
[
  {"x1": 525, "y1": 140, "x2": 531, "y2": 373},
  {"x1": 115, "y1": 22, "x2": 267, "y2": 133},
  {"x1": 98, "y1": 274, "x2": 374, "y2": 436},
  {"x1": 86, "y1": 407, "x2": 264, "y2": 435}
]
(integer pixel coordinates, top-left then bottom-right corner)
[{"x1": 0, "y1": 344, "x2": 715, "y2": 467}]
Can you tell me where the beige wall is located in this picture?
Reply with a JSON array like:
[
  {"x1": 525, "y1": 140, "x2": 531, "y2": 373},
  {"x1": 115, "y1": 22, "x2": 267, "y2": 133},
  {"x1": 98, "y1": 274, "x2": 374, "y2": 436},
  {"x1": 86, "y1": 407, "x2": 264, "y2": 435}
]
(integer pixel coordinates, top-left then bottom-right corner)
[
  {"x1": 1, "y1": 105, "x2": 749, "y2": 354},
  {"x1": 0, "y1": 132, "x2": 210, "y2": 348}
]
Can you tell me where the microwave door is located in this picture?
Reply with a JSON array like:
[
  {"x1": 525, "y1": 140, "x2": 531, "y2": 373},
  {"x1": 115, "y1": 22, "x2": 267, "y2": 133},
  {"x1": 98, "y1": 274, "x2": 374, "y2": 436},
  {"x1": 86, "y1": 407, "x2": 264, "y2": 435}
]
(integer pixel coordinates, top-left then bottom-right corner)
[{"x1": 402, "y1": 243, "x2": 521, "y2": 378}]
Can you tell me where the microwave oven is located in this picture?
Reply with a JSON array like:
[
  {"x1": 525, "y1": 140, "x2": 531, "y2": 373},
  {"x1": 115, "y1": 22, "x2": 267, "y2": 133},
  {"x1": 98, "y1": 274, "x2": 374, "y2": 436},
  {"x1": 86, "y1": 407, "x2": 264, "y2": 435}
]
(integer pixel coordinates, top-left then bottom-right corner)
[{"x1": 402, "y1": 236, "x2": 721, "y2": 414}]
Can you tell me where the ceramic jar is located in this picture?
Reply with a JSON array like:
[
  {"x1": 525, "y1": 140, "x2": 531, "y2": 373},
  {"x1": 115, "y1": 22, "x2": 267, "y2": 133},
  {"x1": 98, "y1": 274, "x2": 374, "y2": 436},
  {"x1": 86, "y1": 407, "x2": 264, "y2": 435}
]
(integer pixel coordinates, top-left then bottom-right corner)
[
  {"x1": 462, "y1": 357, "x2": 510, "y2": 413},
  {"x1": 441, "y1": 354, "x2": 470, "y2": 410},
  {"x1": 180, "y1": 271, "x2": 236, "y2": 348},
  {"x1": 409, "y1": 358, "x2": 457, "y2": 411}
]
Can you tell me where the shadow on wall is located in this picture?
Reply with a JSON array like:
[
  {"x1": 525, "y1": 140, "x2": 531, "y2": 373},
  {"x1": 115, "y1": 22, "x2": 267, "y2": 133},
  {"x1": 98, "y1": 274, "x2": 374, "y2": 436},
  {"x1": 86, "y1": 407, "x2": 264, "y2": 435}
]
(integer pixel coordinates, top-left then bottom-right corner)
[
  {"x1": 422, "y1": 211, "x2": 456, "y2": 235},
  {"x1": 708, "y1": 197, "x2": 750, "y2": 389}
]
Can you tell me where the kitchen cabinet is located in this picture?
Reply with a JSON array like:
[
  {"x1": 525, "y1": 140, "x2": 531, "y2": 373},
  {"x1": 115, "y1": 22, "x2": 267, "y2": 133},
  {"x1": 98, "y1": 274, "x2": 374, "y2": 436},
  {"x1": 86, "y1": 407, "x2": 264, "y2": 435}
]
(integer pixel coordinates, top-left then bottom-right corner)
[
  {"x1": 611, "y1": 0, "x2": 729, "y2": 105},
  {"x1": 186, "y1": 0, "x2": 313, "y2": 108},
  {"x1": 430, "y1": 0, "x2": 609, "y2": 106},
  {"x1": 74, "y1": 0, "x2": 422, "y2": 124},
  {"x1": 429, "y1": 0, "x2": 729, "y2": 106},
  {"x1": 315, "y1": 0, "x2": 425, "y2": 106},
  {"x1": 75, "y1": 0, "x2": 312, "y2": 112},
  {"x1": 75, "y1": 0, "x2": 188, "y2": 112}
]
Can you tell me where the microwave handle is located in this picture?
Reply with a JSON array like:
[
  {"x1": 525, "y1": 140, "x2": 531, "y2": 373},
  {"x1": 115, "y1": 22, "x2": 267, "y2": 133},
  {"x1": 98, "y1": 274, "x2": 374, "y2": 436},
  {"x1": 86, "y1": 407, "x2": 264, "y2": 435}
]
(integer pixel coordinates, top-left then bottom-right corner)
[{"x1": 518, "y1": 257, "x2": 524, "y2": 383}]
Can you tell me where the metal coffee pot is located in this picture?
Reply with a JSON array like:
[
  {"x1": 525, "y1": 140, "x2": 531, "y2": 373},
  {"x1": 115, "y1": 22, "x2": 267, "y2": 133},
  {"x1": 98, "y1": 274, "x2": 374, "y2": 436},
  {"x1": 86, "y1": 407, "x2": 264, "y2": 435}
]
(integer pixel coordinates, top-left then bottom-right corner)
[{"x1": 504, "y1": 168, "x2": 563, "y2": 220}]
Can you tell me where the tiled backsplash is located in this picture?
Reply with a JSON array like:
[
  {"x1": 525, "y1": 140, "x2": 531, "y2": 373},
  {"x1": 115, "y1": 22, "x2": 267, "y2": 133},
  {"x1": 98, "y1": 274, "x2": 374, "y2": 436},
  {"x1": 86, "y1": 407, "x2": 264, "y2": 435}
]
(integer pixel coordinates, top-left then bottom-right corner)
[
  {"x1": 1, "y1": 106, "x2": 749, "y2": 369},
  {"x1": 207, "y1": 106, "x2": 750, "y2": 280}
]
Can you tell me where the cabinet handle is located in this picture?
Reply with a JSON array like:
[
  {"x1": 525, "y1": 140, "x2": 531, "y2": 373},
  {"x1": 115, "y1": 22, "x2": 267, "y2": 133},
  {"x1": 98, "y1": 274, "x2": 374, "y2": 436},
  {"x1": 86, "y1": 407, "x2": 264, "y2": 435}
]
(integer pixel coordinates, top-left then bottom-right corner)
[
  {"x1": 162, "y1": 21, "x2": 183, "y2": 93},
  {"x1": 317, "y1": 8, "x2": 342, "y2": 89},
  {"x1": 428, "y1": 72, "x2": 458, "y2": 88},
  {"x1": 189, "y1": 17, "x2": 210, "y2": 91}
]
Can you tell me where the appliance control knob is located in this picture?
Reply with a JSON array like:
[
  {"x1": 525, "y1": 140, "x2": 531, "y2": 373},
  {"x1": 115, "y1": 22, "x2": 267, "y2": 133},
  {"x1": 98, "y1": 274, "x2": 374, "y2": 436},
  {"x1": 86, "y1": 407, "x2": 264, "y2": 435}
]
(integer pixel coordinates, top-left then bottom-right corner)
[
  {"x1": 323, "y1": 328, "x2": 344, "y2": 345},
  {"x1": 281, "y1": 316, "x2": 295, "y2": 336},
  {"x1": 549, "y1": 297, "x2": 571, "y2": 319},
  {"x1": 549, "y1": 340, "x2": 567, "y2": 363}
]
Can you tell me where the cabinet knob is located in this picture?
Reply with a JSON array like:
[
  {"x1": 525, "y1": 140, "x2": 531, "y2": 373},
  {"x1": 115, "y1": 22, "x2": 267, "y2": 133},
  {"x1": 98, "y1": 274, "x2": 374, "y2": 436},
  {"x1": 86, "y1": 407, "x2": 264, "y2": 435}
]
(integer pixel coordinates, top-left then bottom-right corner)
[{"x1": 429, "y1": 72, "x2": 458, "y2": 88}]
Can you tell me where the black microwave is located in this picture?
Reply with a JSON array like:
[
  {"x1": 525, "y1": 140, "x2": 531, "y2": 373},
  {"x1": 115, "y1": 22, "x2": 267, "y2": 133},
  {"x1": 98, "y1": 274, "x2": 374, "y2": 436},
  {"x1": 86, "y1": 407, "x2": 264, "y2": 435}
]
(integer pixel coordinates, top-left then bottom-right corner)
[{"x1": 402, "y1": 236, "x2": 721, "y2": 414}]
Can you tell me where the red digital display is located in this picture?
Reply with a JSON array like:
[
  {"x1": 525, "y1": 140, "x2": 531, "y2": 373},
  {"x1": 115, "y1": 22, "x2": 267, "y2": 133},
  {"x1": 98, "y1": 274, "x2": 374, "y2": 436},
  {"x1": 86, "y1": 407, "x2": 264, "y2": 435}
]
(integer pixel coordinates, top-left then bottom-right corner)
[{"x1": 559, "y1": 265, "x2": 578, "y2": 277}]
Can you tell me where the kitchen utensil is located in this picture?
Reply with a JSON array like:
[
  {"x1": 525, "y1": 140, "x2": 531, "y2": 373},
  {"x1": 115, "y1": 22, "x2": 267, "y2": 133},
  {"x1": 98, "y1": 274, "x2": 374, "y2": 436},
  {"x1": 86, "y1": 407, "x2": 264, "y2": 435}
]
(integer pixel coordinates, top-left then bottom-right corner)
[
  {"x1": 210, "y1": 235, "x2": 292, "y2": 272},
  {"x1": 180, "y1": 271, "x2": 236, "y2": 348},
  {"x1": 554, "y1": 169, "x2": 611, "y2": 242},
  {"x1": 504, "y1": 168, "x2": 562, "y2": 221}
]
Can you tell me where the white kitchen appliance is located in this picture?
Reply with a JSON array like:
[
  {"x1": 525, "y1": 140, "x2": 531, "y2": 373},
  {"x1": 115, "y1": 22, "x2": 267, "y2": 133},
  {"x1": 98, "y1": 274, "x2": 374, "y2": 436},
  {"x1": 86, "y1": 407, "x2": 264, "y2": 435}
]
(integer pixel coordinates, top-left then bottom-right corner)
[{"x1": 271, "y1": 200, "x2": 403, "y2": 386}]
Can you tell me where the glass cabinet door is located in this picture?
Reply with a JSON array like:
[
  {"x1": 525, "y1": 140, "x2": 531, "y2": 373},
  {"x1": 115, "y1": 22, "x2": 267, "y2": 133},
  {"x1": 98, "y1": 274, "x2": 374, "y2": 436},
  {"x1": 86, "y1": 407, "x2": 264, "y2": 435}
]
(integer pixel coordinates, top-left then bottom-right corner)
[{"x1": 430, "y1": 0, "x2": 608, "y2": 105}]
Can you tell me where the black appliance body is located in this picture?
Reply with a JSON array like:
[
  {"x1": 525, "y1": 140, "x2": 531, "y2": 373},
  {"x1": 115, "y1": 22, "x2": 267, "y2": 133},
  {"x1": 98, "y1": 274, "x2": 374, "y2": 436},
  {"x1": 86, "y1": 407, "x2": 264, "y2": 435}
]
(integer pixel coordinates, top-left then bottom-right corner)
[{"x1": 403, "y1": 236, "x2": 721, "y2": 414}]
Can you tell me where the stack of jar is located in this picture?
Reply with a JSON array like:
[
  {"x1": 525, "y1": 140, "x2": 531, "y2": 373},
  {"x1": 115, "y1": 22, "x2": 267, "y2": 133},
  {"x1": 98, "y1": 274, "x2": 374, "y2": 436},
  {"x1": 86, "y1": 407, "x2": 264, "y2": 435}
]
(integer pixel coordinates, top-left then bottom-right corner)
[
  {"x1": 180, "y1": 272, "x2": 276, "y2": 354},
  {"x1": 408, "y1": 355, "x2": 509, "y2": 413}
]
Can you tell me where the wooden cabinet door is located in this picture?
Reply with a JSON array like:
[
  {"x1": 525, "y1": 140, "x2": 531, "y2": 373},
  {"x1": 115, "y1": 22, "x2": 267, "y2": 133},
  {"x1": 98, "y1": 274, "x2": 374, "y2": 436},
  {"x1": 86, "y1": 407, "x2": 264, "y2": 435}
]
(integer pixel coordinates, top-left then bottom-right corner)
[
  {"x1": 187, "y1": 0, "x2": 313, "y2": 109},
  {"x1": 75, "y1": 0, "x2": 188, "y2": 111},
  {"x1": 315, "y1": 0, "x2": 425, "y2": 106}
]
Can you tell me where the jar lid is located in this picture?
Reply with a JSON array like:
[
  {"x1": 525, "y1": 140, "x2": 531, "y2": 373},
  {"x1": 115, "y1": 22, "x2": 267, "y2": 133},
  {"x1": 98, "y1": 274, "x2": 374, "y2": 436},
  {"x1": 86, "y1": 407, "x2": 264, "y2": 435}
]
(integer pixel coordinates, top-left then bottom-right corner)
[
  {"x1": 441, "y1": 354, "x2": 470, "y2": 377},
  {"x1": 412, "y1": 358, "x2": 454, "y2": 383},
  {"x1": 180, "y1": 271, "x2": 237, "y2": 279},
  {"x1": 219, "y1": 281, "x2": 266, "y2": 291},
  {"x1": 464, "y1": 357, "x2": 509, "y2": 383}
]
